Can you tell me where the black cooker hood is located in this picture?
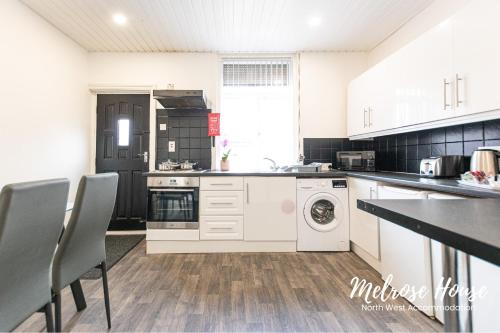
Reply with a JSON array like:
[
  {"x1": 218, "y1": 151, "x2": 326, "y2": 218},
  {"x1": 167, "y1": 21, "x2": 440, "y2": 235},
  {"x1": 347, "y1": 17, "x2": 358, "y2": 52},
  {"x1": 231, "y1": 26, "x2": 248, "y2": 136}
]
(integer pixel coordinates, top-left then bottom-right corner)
[{"x1": 153, "y1": 90, "x2": 207, "y2": 109}]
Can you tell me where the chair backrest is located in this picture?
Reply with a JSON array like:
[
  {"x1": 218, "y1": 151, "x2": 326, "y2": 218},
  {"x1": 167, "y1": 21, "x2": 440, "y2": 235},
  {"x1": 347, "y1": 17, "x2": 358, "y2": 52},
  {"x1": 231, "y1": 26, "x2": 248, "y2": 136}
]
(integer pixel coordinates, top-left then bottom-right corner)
[
  {"x1": 0, "y1": 179, "x2": 69, "y2": 332},
  {"x1": 52, "y1": 173, "x2": 118, "y2": 292}
]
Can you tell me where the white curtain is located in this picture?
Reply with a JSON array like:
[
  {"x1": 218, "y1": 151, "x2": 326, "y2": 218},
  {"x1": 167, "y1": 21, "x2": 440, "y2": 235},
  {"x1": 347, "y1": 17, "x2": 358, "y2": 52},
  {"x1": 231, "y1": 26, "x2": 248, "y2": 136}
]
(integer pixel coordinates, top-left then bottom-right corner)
[{"x1": 220, "y1": 58, "x2": 294, "y2": 170}]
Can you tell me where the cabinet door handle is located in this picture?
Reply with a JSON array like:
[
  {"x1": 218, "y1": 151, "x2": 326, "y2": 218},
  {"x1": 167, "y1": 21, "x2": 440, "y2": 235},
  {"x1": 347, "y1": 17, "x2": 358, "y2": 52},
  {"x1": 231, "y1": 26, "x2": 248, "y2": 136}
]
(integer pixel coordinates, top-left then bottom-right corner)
[
  {"x1": 246, "y1": 183, "x2": 250, "y2": 204},
  {"x1": 369, "y1": 107, "x2": 373, "y2": 127},
  {"x1": 210, "y1": 227, "x2": 233, "y2": 231},
  {"x1": 443, "y1": 79, "x2": 451, "y2": 110},
  {"x1": 455, "y1": 73, "x2": 463, "y2": 108},
  {"x1": 363, "y1": 108, "x2": 367, "y2": 128}
]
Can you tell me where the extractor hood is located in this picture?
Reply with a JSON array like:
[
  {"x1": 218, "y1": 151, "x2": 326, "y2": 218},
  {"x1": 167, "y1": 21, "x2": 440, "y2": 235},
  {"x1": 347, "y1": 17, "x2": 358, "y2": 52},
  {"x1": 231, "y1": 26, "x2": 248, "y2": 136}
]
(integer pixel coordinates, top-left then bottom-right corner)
[{"x1": 153, "y1": 90, "x2": 207, "y2": 109}]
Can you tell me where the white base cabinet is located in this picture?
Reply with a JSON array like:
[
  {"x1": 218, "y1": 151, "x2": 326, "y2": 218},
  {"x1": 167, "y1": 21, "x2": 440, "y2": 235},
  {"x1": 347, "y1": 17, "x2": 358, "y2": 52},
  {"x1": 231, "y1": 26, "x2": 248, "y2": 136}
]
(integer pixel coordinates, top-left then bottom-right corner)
[
  {"x1": 378, "y1": 185, "x2": 434, "y2": 316},
  {"x1": 200, "y1": 216, "x2": 243, "y2": 240},
  {"x1": 348, "y1": 177, "x2": 380, "y2": 260},
  {"x1": 200, "y1": 177, "x2": 244, "y2": 241},
  {"x1": 244, "y1": 177, "x2": 297, "y2": 241}
]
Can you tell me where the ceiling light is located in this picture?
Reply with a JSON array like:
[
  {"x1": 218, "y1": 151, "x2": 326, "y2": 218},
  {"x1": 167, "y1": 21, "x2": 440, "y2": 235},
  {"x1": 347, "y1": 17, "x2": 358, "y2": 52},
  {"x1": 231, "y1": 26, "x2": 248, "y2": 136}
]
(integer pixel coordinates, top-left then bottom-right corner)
[
  {"x1": 113, "y1": 13, "x2": 127, "y2": 26},
  {"x1": 308, "y1": 16, "x2": 322, "y2": 27}
]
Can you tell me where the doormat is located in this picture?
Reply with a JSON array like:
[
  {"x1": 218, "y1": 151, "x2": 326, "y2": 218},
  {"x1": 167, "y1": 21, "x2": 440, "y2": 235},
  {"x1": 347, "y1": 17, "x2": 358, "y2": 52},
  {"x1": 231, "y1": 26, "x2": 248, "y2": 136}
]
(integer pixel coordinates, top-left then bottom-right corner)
[{"x1": 81, "y1": 234, "x2": 145, "y2": 280}]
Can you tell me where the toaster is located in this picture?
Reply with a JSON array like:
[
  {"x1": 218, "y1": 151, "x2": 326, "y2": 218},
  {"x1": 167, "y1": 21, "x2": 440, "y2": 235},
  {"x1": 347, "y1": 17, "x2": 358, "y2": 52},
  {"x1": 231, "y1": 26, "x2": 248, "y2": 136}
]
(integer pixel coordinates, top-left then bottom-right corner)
[{"x1": 419, "y1": 156, "x2": 465, "y2": 178}]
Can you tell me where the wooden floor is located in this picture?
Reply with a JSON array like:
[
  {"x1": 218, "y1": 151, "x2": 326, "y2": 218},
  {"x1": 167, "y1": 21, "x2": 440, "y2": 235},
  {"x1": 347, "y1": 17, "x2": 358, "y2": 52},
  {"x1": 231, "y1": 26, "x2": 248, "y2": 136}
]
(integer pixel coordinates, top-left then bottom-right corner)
[{"x1": 17, "y1": 241, "x2": 442, "y2": 332}]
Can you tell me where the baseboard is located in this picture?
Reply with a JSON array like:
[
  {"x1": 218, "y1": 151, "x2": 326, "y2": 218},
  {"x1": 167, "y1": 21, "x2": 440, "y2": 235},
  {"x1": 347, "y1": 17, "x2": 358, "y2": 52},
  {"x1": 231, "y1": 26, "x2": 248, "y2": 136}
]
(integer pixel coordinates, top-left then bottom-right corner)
[
  {"x1": 107, "y1": 230, "x2": 147, "y2": 235},
  {"x1": 146, "y1": 240, "x2": 297, "y2": 254},
  {"x1": 351, "y1": 241, "x2": 381, "y2": 274}
]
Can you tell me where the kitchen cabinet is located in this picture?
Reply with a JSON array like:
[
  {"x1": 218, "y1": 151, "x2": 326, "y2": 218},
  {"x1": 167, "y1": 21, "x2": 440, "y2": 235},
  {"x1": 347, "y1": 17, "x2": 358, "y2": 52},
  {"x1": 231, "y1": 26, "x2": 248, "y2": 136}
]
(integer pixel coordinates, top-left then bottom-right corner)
[
  {"x1": 470, "y1": 256, "x2": 500, "y2": 332},
  {"x1": 243, "y1": 177, "x2": 297, "y2": 241},
  {"x1": 451, "y1": 0, "x2": 500, "y2": 116},
  {"x1": 199, "y1": 191, "x2": 244, "y2": 215},
  {"x1": 200, "y1": 216, "x2": 243, "y2": 240},
  {"x1": 378, "y1": 185, "x2": 434, "y2": 316},
  {"x1": 200, "y1": 177, "x2": 244, "y2": 191},
  {"x1": 200, "y1": 177, "x2": 244, "y2": 241},
  {"x1": 348, "y1": 0, "x2": 500, "y2": 138},
  {"x1": 348, "y1": 177, "x2": 379, "y2": 259},
  {"x1": 347, "y1": 73, "x2": 370, "y2": 136}
]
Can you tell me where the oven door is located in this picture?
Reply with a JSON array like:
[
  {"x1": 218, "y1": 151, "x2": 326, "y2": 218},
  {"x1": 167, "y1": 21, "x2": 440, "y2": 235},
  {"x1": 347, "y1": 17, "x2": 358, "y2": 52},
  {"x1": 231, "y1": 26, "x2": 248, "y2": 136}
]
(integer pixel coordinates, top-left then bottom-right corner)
[{"x1": 147, "y1": 188, "x2": 199, "y2": 229}]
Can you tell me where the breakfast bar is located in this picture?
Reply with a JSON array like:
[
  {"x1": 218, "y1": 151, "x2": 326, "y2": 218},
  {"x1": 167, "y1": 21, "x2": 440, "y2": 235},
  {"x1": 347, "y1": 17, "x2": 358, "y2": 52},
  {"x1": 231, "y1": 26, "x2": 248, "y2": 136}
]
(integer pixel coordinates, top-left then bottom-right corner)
[{"x1": 357, "y1": 198, "x2": 500, "y2": 332}]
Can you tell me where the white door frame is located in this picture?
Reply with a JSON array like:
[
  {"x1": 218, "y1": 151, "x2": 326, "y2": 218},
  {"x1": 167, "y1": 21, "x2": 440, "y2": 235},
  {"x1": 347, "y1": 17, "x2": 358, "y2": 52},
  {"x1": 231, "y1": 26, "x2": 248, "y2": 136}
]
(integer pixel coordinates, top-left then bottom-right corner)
[{"x1": 89, "y1": 85, "x2": 157, "y2": 173}]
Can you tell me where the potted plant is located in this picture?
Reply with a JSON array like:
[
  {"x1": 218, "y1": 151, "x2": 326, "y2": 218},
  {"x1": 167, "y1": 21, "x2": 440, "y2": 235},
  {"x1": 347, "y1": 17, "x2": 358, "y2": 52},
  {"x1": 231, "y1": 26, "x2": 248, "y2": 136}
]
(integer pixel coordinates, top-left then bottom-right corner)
[{"x1": 220, "y1": 139, "x2": 231, "y2": 171}]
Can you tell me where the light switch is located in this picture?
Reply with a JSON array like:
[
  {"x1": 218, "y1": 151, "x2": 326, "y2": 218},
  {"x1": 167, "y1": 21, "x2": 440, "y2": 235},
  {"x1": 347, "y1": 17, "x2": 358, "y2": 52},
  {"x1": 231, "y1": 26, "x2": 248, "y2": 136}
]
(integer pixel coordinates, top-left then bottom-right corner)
[
  {"x1": 159, "y1": 123, "x2": 167, "y2": 131},
  {"x1": 168, "y1": 141, "x2": 176, "y2": 152}
]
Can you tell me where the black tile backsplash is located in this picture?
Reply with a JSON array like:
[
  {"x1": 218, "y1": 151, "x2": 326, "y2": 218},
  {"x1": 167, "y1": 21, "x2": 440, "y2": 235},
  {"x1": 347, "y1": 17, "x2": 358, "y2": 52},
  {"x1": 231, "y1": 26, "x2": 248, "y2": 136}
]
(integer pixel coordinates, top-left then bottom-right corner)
[
  {"x1": 305, "y1": 119, "x2": 500, "y2": 174},
  {"x1": 303, "y1": 138, "x2": 373, "y2": 168},
  {"x1": 156, "y1": 109, "x2": 212, "y2": 170}
]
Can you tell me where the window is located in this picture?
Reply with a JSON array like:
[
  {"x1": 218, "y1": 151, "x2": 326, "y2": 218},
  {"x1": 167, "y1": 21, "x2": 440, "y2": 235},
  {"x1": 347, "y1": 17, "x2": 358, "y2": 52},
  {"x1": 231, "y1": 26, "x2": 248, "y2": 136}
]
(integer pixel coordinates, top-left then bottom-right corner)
[
  {"x1": 118, "y1": 119, "x2": 130, "y2": 146},
  {"x1": 220, "y1": 58, "x2": 295, "y2": 170}
]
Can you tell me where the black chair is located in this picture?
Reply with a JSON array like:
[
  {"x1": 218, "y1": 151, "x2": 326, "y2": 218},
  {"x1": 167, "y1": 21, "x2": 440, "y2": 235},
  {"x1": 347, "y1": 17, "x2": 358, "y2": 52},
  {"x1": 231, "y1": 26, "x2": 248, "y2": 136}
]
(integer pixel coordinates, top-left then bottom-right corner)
[
  {"x1": 51, "y1": 173, "x2": 118, "y2": 332},
  {"x1": 0, "y1": 179, "x2": 70, "y2": 332}
]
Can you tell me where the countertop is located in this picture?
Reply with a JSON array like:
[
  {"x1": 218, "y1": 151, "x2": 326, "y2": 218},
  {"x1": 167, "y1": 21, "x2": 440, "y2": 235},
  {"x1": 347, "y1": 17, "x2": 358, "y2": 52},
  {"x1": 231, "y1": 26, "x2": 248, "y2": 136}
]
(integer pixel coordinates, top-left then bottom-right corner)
[
  {"x1": 144, "y1": 170, "x2": 500, "y2": 198},
  {"x1": 357, "y1": 198, "x2": 500, "y2": 266},
  {"x1": 144, "y1": 170, "x2": 348, "y2": 178},
  {"x1": 347, "y1": 171, "x2": 500, "y2": 198}
]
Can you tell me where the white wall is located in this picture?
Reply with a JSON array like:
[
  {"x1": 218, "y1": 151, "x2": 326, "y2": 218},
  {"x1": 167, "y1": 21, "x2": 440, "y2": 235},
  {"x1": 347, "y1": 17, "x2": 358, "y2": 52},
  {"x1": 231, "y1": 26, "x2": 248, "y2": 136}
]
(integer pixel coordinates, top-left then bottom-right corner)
[
  {"x1": 298, "y1": 52, "x2": 367, "y2": 139},
  {"x1": 0, "y1": 0, "x2": 89, "y2": 199},
  {"x1": 368, "y1": 0, "x2": 470, "y2": 66},
  {"x1": 88, "y1": 52, "x2": 219, "y2": 110}
]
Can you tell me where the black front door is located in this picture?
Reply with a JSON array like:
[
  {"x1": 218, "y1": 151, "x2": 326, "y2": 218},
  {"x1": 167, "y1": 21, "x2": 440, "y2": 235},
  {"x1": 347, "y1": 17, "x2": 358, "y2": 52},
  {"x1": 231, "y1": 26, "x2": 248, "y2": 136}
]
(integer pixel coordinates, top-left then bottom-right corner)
[{"x1": 96, "y1": 94, "x2": 150, "y2": 230}]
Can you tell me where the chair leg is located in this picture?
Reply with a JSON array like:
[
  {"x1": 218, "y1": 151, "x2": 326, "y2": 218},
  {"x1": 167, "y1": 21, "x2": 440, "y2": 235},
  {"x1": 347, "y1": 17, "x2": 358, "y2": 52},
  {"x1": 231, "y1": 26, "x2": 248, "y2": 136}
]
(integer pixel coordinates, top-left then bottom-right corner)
[
  {"x1": 54, "y1": 293, "x2": 62, "y2": 332},
  {"x1": 100, "y1": 261, "x2": 111, "y2": 329},
  {"x1": 44, "y1": 302, "x2": 54, "y2": 332}
]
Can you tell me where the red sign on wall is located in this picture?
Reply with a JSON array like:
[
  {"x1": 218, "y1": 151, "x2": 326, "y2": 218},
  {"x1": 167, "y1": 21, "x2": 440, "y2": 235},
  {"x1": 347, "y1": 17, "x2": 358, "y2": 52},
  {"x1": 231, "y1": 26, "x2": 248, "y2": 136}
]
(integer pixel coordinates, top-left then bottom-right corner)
[{"x1": 208, "y1": 113, "x2": 220, "y2": 136}]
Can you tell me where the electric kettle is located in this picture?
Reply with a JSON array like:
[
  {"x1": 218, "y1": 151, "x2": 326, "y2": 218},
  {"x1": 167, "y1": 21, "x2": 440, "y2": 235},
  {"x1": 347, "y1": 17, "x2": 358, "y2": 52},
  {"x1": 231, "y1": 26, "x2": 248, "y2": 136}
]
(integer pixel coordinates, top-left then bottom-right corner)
[{"x1": 470, "y1": 147, "x2": 500, "y2": 176}]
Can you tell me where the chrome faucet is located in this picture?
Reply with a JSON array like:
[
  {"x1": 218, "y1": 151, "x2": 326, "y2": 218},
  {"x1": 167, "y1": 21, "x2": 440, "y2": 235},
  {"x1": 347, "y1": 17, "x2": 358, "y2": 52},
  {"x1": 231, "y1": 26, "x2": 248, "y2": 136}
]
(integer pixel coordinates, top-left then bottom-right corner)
[{"x1": 263, "y1": 157, "x2": 279, "y2": 171}]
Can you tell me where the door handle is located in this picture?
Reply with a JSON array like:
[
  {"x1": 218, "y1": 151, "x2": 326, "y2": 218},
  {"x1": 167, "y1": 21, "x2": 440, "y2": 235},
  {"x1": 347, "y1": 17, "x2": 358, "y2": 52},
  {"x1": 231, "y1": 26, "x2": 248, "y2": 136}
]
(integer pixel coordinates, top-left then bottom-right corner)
[
  {"x1": 246, "y1": 183, "x2": 250, "y2": 204},
  {"x1": 369, "y1": 107, "x2": 373, "y2": 127},
  {"x1": 443, "y1": 79, "x2": 451, "y2": 110},
  {"x1": 137, "y1": 151, "x2": 148, "y2": 163},
  {"x1": 455, "y1": 73, "x2": 463, "y2": 108},
  {"x1": 363, "y1": 108, "x2": 367, "y2": 128}
]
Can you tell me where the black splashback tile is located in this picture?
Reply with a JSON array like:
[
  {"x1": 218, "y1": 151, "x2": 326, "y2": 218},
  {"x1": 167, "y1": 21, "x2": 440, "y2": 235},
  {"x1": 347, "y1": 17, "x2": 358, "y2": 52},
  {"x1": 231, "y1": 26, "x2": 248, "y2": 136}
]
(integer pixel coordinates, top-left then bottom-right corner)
[
  {"x1": 431, "y1": 128, "x2": 446, "y2": 143},
  {"x1": 372, "y1": 119, "x2": 500, "y2": 174},
  {"x1": 484, "y1": 119, "x2": 500, "y2": 140},
  {"x1": 464, "y1": 140, "x2": 484, "y2": 155},
  {"x1": 156, "y1": 109, "x2": 212, "y2": 169},
  {"x1": 303, "y1": 137, "x2": 372, "y2": 168},
  {"x1": 464, "y1": 123, "x2": 483, "y2": 141},
  {"x1": 445, "y1": 126, "x2": 463, "y2": 142},
  {"x1": 446, "y1": 142, "x2": 464, "y2": 155}
]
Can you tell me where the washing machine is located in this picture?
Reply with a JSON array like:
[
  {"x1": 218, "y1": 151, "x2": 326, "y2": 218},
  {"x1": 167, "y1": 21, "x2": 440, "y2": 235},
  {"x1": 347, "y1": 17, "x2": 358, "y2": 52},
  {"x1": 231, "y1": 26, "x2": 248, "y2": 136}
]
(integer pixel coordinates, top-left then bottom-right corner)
[{"x1": 297, "y1": 178, "x2": 350, "y2": 251}]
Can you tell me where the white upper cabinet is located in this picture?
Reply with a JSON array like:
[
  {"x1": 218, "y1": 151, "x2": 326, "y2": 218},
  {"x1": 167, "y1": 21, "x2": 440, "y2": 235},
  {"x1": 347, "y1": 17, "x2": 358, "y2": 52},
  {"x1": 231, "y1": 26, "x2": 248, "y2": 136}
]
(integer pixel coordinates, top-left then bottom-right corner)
[
  {"x1": 348, "y1": 0, "x2": 500, "y2": 138},
  {"x1": 347, "y1": 74, "x2": 369, "y2": 137},
  {"x1": 451, "y1": 0, "x2": 500, "y2": 116},
  {"x1": 391, "y1": 20, "x2": 453, "y2": 125}
]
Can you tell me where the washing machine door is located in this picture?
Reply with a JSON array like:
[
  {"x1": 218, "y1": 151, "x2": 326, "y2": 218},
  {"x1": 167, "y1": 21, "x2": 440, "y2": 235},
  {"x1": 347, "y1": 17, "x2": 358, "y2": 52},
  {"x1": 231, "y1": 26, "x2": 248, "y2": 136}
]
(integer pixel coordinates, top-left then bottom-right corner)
[{"x1": 303, "y1": 192, "x2": 344, "y2": 232}]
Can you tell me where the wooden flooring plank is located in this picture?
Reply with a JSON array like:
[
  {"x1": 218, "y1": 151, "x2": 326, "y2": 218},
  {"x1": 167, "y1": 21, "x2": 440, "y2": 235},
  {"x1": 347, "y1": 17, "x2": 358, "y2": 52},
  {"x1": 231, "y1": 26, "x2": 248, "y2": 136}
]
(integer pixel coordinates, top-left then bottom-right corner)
[{"x1": 15, "y1": 241, "x2": 442, "y2": 332}]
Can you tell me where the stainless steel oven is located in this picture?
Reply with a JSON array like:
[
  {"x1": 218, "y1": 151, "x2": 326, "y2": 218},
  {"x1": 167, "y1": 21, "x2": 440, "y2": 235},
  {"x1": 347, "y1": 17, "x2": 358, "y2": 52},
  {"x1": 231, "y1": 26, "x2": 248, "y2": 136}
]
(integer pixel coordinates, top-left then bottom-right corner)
[{"x1": 146, "y1": 177, "x2": 199, "y2": 229}]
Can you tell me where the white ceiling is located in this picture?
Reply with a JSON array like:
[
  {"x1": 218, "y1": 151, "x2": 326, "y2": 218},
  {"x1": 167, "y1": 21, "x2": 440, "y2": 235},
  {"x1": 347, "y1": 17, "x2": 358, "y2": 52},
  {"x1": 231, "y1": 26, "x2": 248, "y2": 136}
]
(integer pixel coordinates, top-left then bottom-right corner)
[{"x1": 21, "y1": 0, "x2": 434, "y2": 53}]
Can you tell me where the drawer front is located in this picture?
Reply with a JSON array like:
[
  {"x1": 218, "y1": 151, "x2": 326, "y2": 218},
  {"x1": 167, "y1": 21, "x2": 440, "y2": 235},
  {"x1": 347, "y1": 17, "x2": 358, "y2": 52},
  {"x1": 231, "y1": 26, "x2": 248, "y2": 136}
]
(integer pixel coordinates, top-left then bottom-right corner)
[
  {"x1": 200, "y1": 216, "x2": 243, "y2": 240},
  {"x1": 200, "y1": 191, "x2": 244, "y2": 215},
  {"x1": 200, "y1": 177, "x2": 244, "y2": 191}
]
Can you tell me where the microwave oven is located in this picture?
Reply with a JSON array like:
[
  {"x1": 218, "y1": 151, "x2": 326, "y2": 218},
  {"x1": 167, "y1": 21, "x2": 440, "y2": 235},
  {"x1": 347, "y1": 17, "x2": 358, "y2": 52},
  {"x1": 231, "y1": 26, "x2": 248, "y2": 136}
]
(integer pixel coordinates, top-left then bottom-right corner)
[{"x1": 336, "y1": 151, "x2": 375, "y2": 171}]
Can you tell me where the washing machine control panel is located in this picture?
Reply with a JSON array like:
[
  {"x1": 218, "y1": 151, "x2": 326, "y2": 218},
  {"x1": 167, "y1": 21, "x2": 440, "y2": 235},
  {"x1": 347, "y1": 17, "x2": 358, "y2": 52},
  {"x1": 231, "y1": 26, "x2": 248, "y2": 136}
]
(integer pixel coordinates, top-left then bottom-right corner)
[{"x1": 331, "y1": 180, "x2": 347, "y2": 188}]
